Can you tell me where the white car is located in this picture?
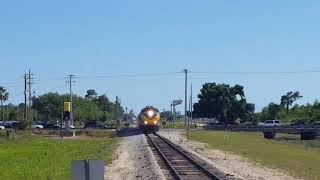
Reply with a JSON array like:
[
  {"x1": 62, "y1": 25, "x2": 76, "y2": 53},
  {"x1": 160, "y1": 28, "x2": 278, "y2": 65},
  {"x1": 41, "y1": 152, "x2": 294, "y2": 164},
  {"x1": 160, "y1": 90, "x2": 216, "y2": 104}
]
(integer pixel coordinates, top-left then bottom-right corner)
[
  {"x1": 262, "y1": 120, "x2": 281, "y2": 127},
  {"x1": 0, "y1": 126, "x2": 5, "y2": 130},
  {"x1": 31, "y1": 124, "x2": 44, "y2": 129}
]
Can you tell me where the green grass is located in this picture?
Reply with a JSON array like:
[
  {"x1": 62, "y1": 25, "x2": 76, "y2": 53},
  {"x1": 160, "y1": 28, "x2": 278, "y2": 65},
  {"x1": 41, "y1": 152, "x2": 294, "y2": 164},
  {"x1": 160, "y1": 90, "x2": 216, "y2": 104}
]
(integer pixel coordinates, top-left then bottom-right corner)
[
  {"x1": 161, "y1": 121, "x2": 186, "y2": 129},
  {"x1": 188, "y1": 130, "x2": 320, "y2": 180},
  {"x1": 0, "y1": 131, "x2": 118, "y2": 180}
]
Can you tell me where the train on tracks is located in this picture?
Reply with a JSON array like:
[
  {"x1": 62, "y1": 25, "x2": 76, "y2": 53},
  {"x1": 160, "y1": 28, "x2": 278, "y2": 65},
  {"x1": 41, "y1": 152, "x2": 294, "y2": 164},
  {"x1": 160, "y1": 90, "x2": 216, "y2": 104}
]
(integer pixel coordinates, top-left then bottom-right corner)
[{"x1": 138, "y1": 106, "x2": 160, "y2": 132}]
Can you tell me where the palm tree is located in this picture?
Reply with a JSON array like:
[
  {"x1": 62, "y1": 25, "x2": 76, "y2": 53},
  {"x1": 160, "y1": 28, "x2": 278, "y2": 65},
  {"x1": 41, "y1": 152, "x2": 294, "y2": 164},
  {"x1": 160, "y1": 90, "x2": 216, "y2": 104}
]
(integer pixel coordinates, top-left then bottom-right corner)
[
  {"x1": 281, "y1": 91, "x2": 303, "y2": 115},
  {"x1": 0, "y1": 86, "x2": 9, "y2": 126}
]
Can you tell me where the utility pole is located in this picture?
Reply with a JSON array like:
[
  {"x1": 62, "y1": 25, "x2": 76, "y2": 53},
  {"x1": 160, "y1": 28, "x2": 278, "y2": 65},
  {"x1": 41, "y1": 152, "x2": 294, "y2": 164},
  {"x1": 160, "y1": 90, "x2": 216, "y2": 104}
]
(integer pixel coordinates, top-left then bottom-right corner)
[
  {"x1": 189, "y1": 84, "x2": 193, "y2": 128},
  {"x1": 27, "y1": 69, "x2": 33, "y2": 122},
  {"x1": 115, "y1": 96, "x2": 120, "y2": 132},
  {"x1": 191, "y1": 84, "x2": 193, "y2": 125},
  {"x1": 24, "y1": 72, "x2": 28, "y2": 121},
  {"x1": 183, "y1": 69, "x2": 188, "y2": 129},
  {"x1": 170, "y1": 102, "x2": 173, "y2": 128},
  {"x1": 66, "y1": 75, "x2": 75, "y2": 126}
]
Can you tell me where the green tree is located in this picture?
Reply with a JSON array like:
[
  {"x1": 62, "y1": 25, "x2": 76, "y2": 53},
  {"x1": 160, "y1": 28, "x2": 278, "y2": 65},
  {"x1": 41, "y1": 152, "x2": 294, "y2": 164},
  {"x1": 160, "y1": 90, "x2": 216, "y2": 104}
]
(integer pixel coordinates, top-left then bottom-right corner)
[
  {"x1": 0, "y1": 86, "x2": 9, "y2": 125},
  {"x1": 261, "y1": 103, "x2": 282, "y2": 120},
  {"x1": 281, "y1": 91, "x2": 303, "y2": 114},
  {"x1": 32, "y1": 92, "x2": 124, "y2": 124},
  {"x1": 160, "y1": 111, "x2": 173, "y2": 120},
  {"x1": 85, "y1": 89, "x2": 98, "y2": 100},
  {"x1": 193, "y1": 83, "x2": 255, "y2": 124},
  {"x1": 32, "y1": 92, "x2": 63, "y2": 121},
  {"x1": 73, "y1": 96, "x2": 102, "y2": 122}
]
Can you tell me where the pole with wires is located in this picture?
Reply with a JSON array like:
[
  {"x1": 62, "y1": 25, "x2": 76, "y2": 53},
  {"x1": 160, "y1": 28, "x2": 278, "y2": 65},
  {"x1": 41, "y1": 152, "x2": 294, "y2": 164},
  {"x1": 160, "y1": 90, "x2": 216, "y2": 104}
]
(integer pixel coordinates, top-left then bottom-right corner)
[
  {"x1": 66, "y1": 75, "x2": 76, "y2": 129},
  {"x1": 189, "y1": 84, "x2": 193, "y2": 128},
  {"x1": 183, "y1": 69, "x2": 189, "y2": 140},
  {"x1": 183, "y1": 69, "x2": 188, "y2": 129},
  {"x1": 66, "y1": 74, "x2": 75, "y2": 128},
  {"x1": 24, "y1": 72, "x2": 28, "y2": 121},
  {"x1": 27, "y1": 69, "x2": 33, "y2": 123}
]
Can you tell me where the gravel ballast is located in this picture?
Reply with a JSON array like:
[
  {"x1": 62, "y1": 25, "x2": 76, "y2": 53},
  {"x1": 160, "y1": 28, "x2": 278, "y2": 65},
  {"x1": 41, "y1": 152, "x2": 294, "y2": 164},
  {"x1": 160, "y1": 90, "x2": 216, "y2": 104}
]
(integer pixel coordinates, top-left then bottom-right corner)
[{"x1": 105, "y1": 129, "x2": 165, "y2": 180}]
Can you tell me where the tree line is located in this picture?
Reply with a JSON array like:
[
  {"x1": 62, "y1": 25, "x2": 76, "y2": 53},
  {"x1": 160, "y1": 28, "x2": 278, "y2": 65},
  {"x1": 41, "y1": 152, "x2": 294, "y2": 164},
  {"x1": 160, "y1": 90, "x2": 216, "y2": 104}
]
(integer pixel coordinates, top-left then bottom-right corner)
[
  {"x1": 192, "y1": 83, "x2": 317, "y2": 124},
  {"x1": 1, "y1": 83, "x2": 320, "y2": 126},
  {"x1": 0, "y1": 87, "x2": 124, "y2": 126}
]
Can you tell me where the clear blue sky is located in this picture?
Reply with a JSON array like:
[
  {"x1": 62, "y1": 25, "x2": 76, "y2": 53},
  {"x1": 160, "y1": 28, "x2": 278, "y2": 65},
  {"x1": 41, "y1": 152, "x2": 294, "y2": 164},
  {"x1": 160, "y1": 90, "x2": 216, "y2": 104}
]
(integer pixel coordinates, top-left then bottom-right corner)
[{"x1": 1, "y1": 0, "x2": 320, "y2": 114}]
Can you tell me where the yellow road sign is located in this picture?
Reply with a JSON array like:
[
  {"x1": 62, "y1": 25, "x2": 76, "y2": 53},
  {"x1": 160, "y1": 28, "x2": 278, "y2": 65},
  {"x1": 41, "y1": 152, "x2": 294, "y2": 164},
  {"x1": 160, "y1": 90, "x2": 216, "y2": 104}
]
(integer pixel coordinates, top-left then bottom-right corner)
[{"x1": 64, "y1": 102, "x2": 71, "y2": 112}]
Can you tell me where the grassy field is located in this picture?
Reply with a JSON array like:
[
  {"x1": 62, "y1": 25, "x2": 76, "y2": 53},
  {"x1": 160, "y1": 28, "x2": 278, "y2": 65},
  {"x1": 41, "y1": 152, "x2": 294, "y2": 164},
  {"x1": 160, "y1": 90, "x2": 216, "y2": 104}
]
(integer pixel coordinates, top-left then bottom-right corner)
[
  {"x1": 188, "y1": 130, "x2": 320, "y2": 180},
  {"x1": 161, "y1": 120, "x2": 186, "y2": 129},
  {"x1": 0, "y1": 131, "x2": 118, "y2": 180}
]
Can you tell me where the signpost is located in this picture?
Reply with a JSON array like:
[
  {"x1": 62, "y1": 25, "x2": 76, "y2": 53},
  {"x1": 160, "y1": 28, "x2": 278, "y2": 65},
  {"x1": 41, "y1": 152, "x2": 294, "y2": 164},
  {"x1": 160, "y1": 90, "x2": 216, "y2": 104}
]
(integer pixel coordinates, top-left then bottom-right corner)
[
  {"x1": 224, "y1": 130, "x2": 230, "y2": 160},
  {"x1": 171, "y1": 100, "x2": 182, "y2": 128},
  {"x1": 64, "y1": 102, "x2": 71, "y2": 135}
]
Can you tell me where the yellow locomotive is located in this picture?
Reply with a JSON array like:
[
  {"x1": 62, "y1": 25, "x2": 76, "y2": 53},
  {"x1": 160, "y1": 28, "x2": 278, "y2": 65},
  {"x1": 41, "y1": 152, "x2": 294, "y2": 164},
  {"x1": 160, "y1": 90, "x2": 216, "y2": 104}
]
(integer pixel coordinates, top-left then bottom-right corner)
[{"x1": 138, "y1": 106, "x2": 160, "y2": 132}]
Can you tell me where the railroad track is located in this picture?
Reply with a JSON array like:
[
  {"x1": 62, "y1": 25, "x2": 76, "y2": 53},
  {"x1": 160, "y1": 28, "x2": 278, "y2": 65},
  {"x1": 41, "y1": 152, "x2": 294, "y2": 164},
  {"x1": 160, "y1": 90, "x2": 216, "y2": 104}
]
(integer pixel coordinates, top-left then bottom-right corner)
[{"x1": 146, "y1": 133, "x2": 222, "y2": 180}]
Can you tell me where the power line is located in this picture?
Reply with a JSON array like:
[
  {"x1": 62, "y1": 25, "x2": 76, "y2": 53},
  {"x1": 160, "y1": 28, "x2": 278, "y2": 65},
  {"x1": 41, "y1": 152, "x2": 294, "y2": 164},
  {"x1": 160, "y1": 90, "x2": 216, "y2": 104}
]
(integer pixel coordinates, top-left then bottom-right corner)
[
  {"x1": 190, "y1": 70, "x2": 320, "y2": 75},
  {"x1": 77, "y1": 72, "x2": 181, "y2": 79}
]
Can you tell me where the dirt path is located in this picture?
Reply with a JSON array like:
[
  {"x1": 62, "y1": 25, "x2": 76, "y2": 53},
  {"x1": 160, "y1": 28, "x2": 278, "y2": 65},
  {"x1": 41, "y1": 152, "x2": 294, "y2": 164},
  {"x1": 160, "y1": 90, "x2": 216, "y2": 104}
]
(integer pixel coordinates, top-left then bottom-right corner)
[
  {"x1": 105, "y1": 129, "x2": 165, "y2": 180},
  {"x1": 158, "y1": 130, "x2": 300, "y2": 180}
]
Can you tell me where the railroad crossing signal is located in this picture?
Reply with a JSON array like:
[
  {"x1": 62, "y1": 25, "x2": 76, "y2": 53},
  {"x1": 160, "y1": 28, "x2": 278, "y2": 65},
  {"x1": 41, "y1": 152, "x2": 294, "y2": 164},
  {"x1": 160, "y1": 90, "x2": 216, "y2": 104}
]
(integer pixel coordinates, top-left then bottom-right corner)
[
  {"x1": 64, "y1": 102, "x2": 71, "y2": 112},
  {"x1": 172, "y1": 100, "x2": 182, "y2": 106},
  {"x1": 64, "y1": 102, "x2": 71, "y2": 119}
]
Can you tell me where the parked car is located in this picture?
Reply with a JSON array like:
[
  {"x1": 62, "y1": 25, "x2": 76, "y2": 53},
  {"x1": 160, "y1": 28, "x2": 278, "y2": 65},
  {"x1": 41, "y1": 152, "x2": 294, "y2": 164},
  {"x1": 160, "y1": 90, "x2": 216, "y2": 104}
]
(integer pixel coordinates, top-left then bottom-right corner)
[
  {"x1": 311, "y1": 121, "x2": 320, "y2": 126},
  {"x1": 290, "y1": 121, "x2": 307, "y2": 126},
  {"x1": 84, "y1": 122, "x2": 106, "y2": 129},
  {"x1": 43, "y1": 123, "x2": 59, "y2": 129},
  {"x1": 239, "y1": 122, "x2": 257, "y2": 127},
  {"x1": 0, "y1": 125, "x2": 5, "y2": 130},
  {"x1": 261, "y1": 120, "x2": 281, "y2": 127},
  {"x1": 54, "y1": 124, "x2": 75, "y2": 129},
  {"x1": 31, "y1": 123, "x2": 44, "y2": 129}
]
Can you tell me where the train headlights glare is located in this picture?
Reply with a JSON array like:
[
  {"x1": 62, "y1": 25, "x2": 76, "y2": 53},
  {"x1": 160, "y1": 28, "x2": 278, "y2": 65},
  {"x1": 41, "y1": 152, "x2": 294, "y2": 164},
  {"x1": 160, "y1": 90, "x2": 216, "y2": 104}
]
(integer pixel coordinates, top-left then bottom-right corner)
[
  {"x1": 144, "y1": 121, "x2": 148, "y2": 125},
  {"x1": 154, "y1": 121, "x2": 157, "y2": 125},
  {"x1": 147, "y1": 110, "x2": 154, "y2": 118}
]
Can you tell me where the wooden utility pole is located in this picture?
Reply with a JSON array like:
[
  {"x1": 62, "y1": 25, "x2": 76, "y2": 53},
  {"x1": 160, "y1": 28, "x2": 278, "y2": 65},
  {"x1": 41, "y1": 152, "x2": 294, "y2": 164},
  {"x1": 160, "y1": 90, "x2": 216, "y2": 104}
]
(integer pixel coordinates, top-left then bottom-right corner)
[
  {"x1": 116, "y1": 96, "x2": 120, "y2": 132},
  {"x1": 66, "y1": 75, "x2": 76, "y2": 127},
  {"x1": 24, "y1": 72, "x2": 28, "y2": 121},
  {"x1": 27, "y1": 69, "x2": 33, "y2": 122}
]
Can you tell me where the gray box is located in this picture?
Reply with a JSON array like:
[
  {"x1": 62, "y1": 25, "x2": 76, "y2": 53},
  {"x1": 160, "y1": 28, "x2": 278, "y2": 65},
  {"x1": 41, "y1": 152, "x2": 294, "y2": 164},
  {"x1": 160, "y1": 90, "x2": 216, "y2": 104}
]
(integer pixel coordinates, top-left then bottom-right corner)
[{"x1": 71, "y1": 160, "x2": 104, "y2": 180}]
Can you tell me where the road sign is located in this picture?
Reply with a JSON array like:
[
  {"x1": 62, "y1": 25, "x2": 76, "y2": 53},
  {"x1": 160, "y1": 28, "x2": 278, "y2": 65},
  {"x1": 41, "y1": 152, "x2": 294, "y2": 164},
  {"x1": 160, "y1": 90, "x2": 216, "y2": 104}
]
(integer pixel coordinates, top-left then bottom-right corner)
[
  {"x1": 64, "y1": 102, "x2": 71, "y2": 112},
  {"x1": 172, "y1": 100, "x2": 183, "y2": 106}
]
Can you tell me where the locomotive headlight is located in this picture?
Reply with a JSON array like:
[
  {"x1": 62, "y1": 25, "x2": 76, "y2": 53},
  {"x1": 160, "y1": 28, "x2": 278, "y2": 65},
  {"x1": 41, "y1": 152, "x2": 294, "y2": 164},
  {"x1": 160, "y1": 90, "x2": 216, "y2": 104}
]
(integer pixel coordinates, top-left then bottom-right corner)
[
  {"x1": 144, "y1": 121, "x2": 148, "y2": 125},
  {"x1": 154, "y1": 121, "x2": 158, "y2": 125},
  {"x1": 147, "y1": 110, "x2": 154, "y2": 118}
]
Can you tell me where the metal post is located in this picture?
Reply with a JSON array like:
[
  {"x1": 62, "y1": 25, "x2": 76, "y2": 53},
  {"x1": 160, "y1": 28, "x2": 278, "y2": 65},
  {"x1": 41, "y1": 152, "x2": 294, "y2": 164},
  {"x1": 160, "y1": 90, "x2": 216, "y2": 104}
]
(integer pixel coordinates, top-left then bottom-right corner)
[
  {"x1": 28, "y1": 69, "x2": 32, "y2": 122},
  {"x1": 183, "y1": 69, "x2": 188, "y2": 129},
  {"x1": 173, "y1": 106, "x2": 176, "y2": 128},
  {"x1": 69, "y1": 75, "x2": 73, "y2": 126},
  {"x1": 61, "y1": 107, "x2": 64, "y2": 139},
  {"x1": 190, "y1": 84, "x2": 193, "y2": 128},
  {"x1": 170, "y1": 102, "x2": 173, "y2": 128}
]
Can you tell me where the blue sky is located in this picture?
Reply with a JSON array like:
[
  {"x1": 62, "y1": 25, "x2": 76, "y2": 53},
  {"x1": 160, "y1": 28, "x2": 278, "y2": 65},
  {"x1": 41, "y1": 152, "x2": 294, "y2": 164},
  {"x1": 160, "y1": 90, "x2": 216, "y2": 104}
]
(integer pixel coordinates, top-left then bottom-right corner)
[{"x1": 1, "y1": 0, "x2": 320, "y2": 114}]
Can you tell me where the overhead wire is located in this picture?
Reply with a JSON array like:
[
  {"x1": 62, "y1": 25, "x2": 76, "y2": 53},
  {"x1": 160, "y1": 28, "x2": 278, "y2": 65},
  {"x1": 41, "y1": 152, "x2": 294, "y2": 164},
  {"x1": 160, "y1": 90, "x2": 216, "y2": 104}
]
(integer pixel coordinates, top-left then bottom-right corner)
[{"x1": 190, "y1": 70, "x2": 320, "y2": 75}]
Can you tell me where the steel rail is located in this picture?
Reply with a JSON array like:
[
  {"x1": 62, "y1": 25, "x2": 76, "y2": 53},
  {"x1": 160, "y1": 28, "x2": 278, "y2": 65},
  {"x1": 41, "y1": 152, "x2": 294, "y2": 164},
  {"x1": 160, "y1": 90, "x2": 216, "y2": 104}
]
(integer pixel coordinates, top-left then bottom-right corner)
[
  {"x1": 147, "y1": 133, "x2": 222, "y2": 180},
  {"x1": 146, "y1": 133, "x2": 183, "y2": 180},
  {"x1": 155, "y1": 133, "x2": 222, "y2": 180}
]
